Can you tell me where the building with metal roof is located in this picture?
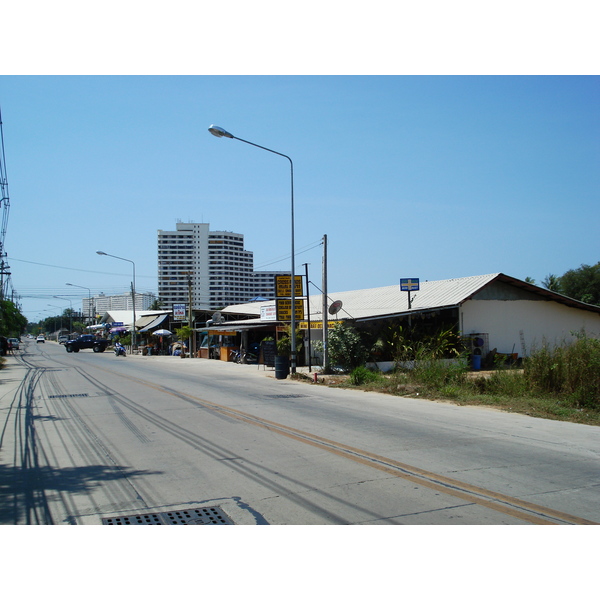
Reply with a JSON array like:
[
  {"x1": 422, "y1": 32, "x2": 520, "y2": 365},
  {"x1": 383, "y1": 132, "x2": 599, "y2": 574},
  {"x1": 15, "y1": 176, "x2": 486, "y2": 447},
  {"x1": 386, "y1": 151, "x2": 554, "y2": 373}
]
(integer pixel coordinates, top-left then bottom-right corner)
[{"x1": 218, "y1": 273, "x2": 600, "y2": 360}]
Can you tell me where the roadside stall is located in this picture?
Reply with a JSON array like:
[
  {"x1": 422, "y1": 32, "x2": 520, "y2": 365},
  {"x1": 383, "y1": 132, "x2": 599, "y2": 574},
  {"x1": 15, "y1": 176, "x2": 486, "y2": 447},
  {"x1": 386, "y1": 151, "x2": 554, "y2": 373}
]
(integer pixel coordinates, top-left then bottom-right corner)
[
  {"x1": 197, "y1": 320, "x2": 283, "y2": 363},
  {"x1": 198, "y1": 330, "x2": 238, "y2": 360}
]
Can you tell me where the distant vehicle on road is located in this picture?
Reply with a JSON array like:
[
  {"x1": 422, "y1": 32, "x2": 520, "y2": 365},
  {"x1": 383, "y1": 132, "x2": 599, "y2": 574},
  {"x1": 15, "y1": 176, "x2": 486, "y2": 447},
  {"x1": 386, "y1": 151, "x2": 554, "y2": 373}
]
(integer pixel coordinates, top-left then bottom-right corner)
[
  {"x1": 36, "y1": 335, "x2": 45, "y2": 343},
  {"x1": 58, "y1": 335, "x2": 69, "y2": 344},
  {"x1": 65, "y1": 335, "x2": 109, "y2": 353},
  {"x1": 8, "y1": 338, "x2": 20, "y2": 350}
]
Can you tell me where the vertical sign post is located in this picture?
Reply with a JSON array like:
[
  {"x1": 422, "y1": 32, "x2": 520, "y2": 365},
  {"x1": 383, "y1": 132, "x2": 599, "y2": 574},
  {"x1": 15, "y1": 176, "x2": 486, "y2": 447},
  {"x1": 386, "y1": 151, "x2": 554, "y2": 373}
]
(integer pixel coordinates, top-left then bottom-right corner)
[{"x1": 400, "y1": 278, "x2": 420, "y2": 309}]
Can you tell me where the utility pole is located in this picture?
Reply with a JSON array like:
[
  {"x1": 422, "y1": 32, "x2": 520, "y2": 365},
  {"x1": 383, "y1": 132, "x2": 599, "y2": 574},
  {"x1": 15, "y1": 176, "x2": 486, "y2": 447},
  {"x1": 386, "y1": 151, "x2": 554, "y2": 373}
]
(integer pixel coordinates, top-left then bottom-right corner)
[
  {"x1": 303, "y1": 263, "x2": 311, "y2": 372},
  {"x1": 0, "y1": 110, "x2": 12, "y2": 305},
  {"x1": 186, "y1": 272, "x2": 193, "y2": 358},
  {"x1": 130, "y1": 282, "x2": 137, "y2": 349},
  {"x1": 322, "y1": 234, "x2": 328, "y2": 370}
]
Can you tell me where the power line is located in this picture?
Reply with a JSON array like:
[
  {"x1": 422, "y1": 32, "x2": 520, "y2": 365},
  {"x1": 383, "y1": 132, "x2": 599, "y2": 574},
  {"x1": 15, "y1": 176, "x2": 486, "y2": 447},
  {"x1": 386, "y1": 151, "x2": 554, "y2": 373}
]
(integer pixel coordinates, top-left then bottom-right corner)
[
  {"x1": 7, "y1": 256, "x2": 157, "y2": 280},
  {"x1": 255, "y1": 239, "x2": 323, "y2": 269}
]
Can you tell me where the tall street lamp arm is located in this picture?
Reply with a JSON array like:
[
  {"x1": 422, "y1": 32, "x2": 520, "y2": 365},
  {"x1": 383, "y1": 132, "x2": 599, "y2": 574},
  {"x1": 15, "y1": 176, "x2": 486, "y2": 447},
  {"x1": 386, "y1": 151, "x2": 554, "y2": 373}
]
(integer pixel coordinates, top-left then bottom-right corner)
[
  {"x1": 96, "y1": 251, "x2": 137, "y2": 349},
  {"x1": 209, "y1": 125, "x2": 297, "y2": 372},
  {"x1": 66, "y1": 282, "x2": 92, "y2": 324}
]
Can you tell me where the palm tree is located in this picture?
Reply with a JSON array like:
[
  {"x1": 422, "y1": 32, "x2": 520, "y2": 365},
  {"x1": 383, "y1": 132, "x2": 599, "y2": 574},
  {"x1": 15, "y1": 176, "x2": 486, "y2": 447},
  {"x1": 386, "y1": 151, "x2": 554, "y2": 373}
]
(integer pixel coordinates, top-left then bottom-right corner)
[{"x1": 542, "y1": 274, "x2": 562, "y2": 293}]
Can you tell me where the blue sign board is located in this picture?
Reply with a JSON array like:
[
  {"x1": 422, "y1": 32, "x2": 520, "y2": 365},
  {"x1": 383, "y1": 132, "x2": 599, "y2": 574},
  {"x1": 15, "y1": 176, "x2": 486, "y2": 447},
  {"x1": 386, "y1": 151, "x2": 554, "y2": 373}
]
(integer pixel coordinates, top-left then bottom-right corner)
[{"x1": 400, "y1": 278, "x2": 420, "y2": 292}]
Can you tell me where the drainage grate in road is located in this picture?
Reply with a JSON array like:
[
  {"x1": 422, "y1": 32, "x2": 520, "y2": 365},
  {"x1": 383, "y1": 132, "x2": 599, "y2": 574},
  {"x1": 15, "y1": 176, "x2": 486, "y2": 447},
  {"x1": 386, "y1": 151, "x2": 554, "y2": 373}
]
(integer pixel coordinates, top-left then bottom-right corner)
[
  {"x1": 48, "y1": 393, "x2": 90, "y2": 399},
  {"x1": 265, "y1": 394, "x2": 308, "y2": 399},
  {"x1": 102, "y1": 506, "x2": 234, "y2": 525}
]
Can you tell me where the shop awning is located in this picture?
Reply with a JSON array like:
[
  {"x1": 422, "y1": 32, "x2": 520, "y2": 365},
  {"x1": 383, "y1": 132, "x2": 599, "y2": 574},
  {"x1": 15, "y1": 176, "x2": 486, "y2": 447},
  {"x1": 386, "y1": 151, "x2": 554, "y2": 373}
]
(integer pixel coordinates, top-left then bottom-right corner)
[
  {"x1": 139, "y1": 314, "x2": 169, "y2": 332},
  {"x1": 197, "y1": 320, "x2": 283, "y2": 333}
]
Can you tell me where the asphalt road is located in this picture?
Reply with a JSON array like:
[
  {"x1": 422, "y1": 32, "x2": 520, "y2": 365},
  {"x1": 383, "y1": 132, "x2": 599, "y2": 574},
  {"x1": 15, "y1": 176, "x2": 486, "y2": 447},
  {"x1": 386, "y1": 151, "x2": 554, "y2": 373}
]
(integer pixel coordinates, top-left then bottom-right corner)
[{"x1": 1, "y1": 338, "x2": 599, "y2": 525}]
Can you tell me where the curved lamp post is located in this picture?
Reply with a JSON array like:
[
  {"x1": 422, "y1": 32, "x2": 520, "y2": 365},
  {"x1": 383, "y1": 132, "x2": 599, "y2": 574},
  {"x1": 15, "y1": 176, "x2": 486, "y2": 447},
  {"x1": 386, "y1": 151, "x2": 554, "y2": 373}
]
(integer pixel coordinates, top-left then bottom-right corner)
[
  {"x1": 48, "y1": 304, "x2": 64, "y2": 332},
  {"x1": 66, "y1": 282, "x2": 92, "y2": 326},
  {"x1": 96, "y1": 251, "x2": 137, "y2": 350},
  {"x1": 208, "y1": 125, "x2": 297, "y2": 373},
  {"x1": 54, "y1": 296, "x2": 73, "y2": 333}
]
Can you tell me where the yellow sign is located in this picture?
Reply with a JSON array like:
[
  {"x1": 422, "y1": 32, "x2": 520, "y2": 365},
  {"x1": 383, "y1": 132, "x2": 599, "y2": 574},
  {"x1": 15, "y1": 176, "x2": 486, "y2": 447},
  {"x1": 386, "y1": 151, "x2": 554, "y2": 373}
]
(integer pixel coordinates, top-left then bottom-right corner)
[
  {"x1": 275, "y1": 275, "x2": 303, "y2": 298},
  {"x1": 276, "y1": 298, "x2": 304, "y2": 321},
  {"x1": 299, "y1": 321, "x2": 337, "y2": 330}
]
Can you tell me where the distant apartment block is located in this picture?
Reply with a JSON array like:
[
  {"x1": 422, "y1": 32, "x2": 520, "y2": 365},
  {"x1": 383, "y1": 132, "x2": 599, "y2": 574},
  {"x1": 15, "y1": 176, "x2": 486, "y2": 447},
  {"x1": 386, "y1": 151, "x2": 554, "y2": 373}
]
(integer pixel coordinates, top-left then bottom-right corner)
[
  {"x1": 158, "y1": 222, "x2": 286, "y2": 311},
  {"x1": 84, "y1": 292, "x2": 156, "y2": 317}
]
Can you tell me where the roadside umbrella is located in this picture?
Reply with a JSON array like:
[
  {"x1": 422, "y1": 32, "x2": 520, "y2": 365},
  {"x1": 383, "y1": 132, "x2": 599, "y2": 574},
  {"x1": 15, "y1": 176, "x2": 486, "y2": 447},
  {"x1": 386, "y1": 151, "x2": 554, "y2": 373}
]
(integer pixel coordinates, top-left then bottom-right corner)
[{"x1": 152, "y1": 329, "x2": 172, "y2": 336}]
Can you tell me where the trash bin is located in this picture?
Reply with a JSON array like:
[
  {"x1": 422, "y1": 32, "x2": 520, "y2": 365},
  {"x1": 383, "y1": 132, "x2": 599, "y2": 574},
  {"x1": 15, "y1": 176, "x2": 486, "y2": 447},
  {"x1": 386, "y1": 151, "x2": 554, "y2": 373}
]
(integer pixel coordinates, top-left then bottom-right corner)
[
  {"x1": 275, "y1": 356, "x2": 289, "y2": 379},
  {"x1": 472, "y1": 351, "x2": 481, "y2": 370}
]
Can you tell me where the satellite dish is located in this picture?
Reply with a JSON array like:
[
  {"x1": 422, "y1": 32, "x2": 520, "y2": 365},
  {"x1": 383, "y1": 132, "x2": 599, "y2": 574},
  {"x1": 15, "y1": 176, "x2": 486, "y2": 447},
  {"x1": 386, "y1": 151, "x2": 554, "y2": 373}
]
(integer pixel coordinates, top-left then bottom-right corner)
[
  {"x1": 328, "y1": 300, "x2": 343, "y2": 315},
  {"x1": 211, "y1": 311, "x2": 222, "y2": 324}
]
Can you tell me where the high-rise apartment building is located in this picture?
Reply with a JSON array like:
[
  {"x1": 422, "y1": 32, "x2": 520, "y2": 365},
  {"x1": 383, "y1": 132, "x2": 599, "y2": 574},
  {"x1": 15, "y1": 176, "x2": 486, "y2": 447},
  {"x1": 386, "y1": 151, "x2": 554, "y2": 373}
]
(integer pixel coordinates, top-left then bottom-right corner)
[
  {"x1": 84, "y1": 292, "x2": 156, "y2": 317},
  {"x1": 158, "y1": 222, "x2": 285, "y2": 312}
]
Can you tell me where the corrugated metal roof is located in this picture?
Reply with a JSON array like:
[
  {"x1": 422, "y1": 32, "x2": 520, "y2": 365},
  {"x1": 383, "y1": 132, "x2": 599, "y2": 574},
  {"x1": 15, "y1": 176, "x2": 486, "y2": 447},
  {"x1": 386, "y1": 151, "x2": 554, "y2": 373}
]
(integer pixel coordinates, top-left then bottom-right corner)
[
  {"x1": 221, "y1": 273, "x2": 501, "y2": 321},
  {"x1": 219, "y1": 272, "x2": 600, "y2": 323}
]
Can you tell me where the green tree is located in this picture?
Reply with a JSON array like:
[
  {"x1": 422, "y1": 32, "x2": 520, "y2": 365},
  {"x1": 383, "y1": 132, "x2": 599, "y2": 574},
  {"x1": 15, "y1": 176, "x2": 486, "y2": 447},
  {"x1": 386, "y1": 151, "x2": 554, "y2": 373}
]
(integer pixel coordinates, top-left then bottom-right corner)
[
  {"x1": 542, "y1": 273, "x2": 562, "y2": 293},
  {"x1": 328, "y1": 323, "x2": 369, "y2": 372},
  {"x1": 558, "y1": 262, "x2": 600, "y2": 306},
  {"x1": 72, "y1": 321, "x2": 87, "y2": 333},
  {"x1": 175, "y1": 325, "x2": 193, "y2": 355},
  {"x1": 276, "y1": 326, "x2": 302, "y2": 357},
  {"x1": 0, "y1": 300, "x2": 27, "y2": 337},
  {"x1": 149, "y1": 298, "x2": 163, "y2": 310}
]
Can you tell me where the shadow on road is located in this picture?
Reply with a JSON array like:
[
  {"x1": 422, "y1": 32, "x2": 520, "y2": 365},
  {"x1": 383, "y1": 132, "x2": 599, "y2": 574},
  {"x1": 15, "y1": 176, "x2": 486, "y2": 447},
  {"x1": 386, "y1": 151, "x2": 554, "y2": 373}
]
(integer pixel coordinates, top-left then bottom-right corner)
[{"x1": 0, "y1": 462, "x2": 162, "y2": 524}]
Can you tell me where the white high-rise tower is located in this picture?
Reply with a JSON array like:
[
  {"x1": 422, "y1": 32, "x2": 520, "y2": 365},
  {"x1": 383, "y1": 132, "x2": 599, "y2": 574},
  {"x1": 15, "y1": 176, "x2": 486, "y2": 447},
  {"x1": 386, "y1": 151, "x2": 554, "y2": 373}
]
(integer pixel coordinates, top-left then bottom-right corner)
[{"x1": 158, "y1": 222, "x2": 284, "y2": 311}]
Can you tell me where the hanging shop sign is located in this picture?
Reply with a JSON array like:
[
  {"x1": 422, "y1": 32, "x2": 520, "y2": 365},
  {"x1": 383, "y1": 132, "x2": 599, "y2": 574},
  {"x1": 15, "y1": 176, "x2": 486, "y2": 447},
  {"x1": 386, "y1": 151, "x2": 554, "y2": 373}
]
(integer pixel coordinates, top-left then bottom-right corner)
[
  {"x1": 400, "y1": 278, "x2": 420, "y2": 292},
  {"x1": 276, "y1": 298, "x2": 304, "y2": 321},
  {"x1": 275, "y1": 275, "x2": 303, "y2": 298},
  {"x1": 173, "y1": 303, "x2": 187, "y2": 320},
  {"x1": 260, "y1": 305, "x2": 277, "y2": 321},
  {"x1": 298, "y1": 321, "x2": 337, "y2": 330}
]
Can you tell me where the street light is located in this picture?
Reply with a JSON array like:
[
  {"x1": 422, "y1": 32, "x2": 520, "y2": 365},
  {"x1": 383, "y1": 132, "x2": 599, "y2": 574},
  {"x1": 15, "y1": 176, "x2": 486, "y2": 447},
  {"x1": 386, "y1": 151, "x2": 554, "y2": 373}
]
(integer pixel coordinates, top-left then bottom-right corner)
[
  {"x1": 208, "y1": 125, "x2": 298, "y2": 373},
  {"x1": 96, "y1": 251, "x2": 137, "y2": 350},
  {"x1": 48, "y1": 304, "x2": 64, "y2": 332},
  {"x1": 53, "y1": 296, "x2": 73, "y2": 333},
  {"x1": 66, "y1": 283, "x2": 92, "y2": 325}
]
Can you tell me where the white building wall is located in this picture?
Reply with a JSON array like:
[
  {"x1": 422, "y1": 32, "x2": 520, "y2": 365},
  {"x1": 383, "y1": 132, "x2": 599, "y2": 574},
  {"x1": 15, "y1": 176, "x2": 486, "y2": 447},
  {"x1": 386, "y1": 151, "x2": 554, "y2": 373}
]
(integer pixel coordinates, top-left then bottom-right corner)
[{"x1": 461, "y1": 299, "x2": 600, "y2": 357}]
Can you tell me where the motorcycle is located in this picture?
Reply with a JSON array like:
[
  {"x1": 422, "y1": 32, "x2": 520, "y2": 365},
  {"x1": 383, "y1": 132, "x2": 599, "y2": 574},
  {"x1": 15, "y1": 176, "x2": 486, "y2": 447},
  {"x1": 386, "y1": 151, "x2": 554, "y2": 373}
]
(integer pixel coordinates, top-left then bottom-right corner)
[
  {"x1": 114, "y1": 343, "x2": 126, "y2": 357},
  {"x1": 232, "y1": 349, "x2": 258, "y2": 364}
]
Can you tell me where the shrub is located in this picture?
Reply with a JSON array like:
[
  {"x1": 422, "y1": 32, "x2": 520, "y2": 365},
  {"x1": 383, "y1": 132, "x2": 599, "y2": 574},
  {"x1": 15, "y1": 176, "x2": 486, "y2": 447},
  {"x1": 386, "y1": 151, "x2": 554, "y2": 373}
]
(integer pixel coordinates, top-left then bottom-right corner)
[
  {"x1": 276, "y1": 326, "x2": 303, "y2": 357},
  {"x1": 525, "y1": 331, "x2": 600, "y2": 409},
  {"x1": 471, "y1": 369, "x2": 529, "y2": 396},
  {"x1": 328, "y1": 323, "x2": 369, "y2": 372},
  {"x1": 349, "y1": 366, "x2": 381, "y2": 386},
  {"x1": 409, "y1": 355, "x2": 469, "y2": 391}
]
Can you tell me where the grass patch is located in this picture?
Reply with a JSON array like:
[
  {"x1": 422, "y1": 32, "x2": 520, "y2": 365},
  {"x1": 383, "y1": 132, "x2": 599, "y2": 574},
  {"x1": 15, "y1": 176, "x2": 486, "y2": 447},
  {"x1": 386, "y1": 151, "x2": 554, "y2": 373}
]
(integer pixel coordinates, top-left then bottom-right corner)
[
  {"x1": 325, "y1": 338, "x2": 600, "y2": 426},
  {"x1": 348, "y1": 366, "x2": 384, "y2": 386}
]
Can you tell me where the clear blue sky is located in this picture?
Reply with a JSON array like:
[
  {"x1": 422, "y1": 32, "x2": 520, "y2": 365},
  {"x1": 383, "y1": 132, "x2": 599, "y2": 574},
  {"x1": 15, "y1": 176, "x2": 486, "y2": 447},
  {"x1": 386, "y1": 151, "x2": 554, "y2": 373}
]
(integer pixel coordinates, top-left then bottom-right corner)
[
  {"x1": 1, "y1": 0, "x2": 598, "y2": 323},
  {"x1": 0, "y1": 5, "x2": 597, "y2": 572},
  {"x1": 1, "y1": 75, "x2": 598, "y2": 322}
]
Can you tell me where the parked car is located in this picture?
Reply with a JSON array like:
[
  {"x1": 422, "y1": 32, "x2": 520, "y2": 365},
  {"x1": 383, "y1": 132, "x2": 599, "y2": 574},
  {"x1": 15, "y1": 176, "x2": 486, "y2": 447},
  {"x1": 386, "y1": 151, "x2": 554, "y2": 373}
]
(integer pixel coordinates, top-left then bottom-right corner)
[
  {"x1": 58, "y1": 335, "x2": 69, "y2": 344},
  {"x1": 36, "y1": 335, "x2": 45, "y2": 343},
  {"x1": 8, "y1": 338, "x2": 20, "y2": 350}
]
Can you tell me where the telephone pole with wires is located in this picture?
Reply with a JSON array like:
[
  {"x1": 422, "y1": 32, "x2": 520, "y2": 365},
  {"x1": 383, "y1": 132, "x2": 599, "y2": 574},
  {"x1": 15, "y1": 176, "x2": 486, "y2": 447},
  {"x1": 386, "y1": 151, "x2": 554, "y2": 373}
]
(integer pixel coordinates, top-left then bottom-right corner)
[{"x1": 0, "y1": 109, "x2": 13, "y2": 302}]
